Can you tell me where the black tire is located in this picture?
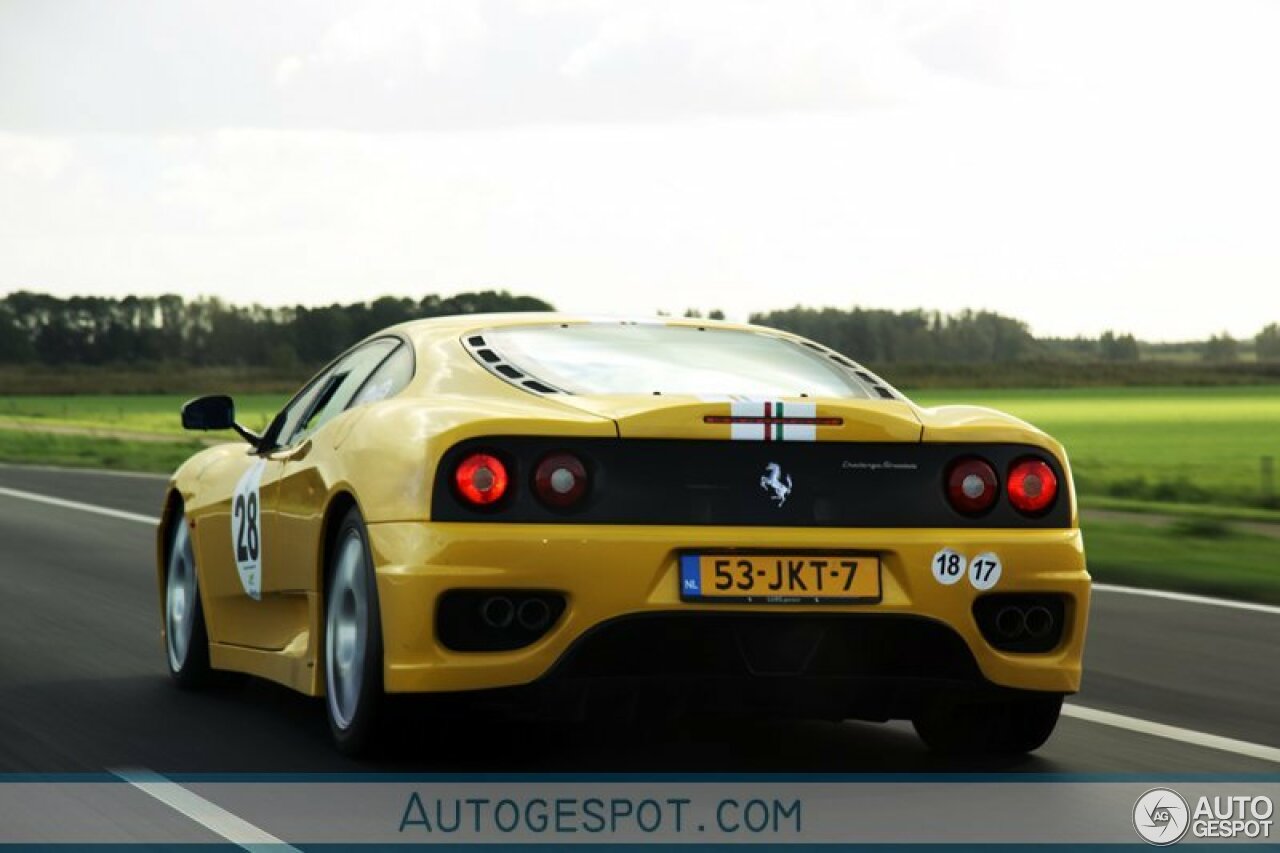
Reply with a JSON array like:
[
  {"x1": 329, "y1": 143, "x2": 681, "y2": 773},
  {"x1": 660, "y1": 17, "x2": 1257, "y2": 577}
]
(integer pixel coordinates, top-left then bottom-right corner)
[
  {"x1": 323, "y1": 506, "x2": 385, "y2": 755},
  {"x1": 912, "y1": 692, "x2": 1064, "y2": 755},
  {"x1": 164, "y1": 508, "x2": 212, "y2": 688}
]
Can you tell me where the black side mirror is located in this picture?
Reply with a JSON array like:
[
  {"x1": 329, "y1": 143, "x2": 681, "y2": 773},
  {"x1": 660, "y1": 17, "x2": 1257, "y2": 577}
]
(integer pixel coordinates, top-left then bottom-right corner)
[
  {"x1": 181, "y1": 395, "x2": 262, "y2": 449},
  {"x1": 182, "y1": 395, "x2": 235, "y2": 430}
]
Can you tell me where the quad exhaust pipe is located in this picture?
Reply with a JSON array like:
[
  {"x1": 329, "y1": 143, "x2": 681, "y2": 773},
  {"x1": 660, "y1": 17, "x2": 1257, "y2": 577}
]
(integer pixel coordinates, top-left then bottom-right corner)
[
  {"x1": 479, "y1": 596, "x2": 515, "y2": 629},
  {"x1": 478, "y1": 594, "x2": 555, "y2": 632},
  {"x1": 517, "y1": 597, "x2": 552, "y2": 632},
  {"x1": 440, "y1": 589, "x2": 566, "y2": 652},
  {"x1": 1024, "y1": 605, "x2": 1055, "y2": 639},
  {"x1": 992, "y1": 603, "x2": 1057, "y2": 641}
]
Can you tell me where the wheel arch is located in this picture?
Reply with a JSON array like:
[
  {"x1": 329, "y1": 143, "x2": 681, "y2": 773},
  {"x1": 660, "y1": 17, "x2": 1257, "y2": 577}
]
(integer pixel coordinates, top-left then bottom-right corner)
[
  {"x1": 317, "y1": 489, "x2": 362, "y2": 594},
  {"x1": 313, "y1": 488, "x2": 368, "y2": 698},
  {"x1": 156, "y1": 488, "x2": 185, "y2": 628}
]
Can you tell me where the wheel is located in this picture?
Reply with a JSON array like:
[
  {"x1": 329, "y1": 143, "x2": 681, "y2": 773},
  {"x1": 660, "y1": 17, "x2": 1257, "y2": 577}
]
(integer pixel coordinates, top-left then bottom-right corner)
[
  {"x1": 165, "y1": 509, "x2": 212, "y2": 687},
  {"x1": 324, "y1": 506, "x2": 385, "y2": 755},
  {"x1": 912, "y1": 692, "x2": 1063, "y2": 755}
]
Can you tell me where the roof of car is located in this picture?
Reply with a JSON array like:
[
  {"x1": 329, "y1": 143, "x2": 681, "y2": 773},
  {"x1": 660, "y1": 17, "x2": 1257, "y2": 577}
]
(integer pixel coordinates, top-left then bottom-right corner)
[{"x1": 388, "y1": 312, "x2": 763, "y2": 342}]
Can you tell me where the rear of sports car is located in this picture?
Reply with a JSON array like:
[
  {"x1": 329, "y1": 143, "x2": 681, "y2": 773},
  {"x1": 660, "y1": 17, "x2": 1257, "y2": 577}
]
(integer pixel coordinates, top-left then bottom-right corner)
[{"x1": 369, "y1": 320, "x2": 1090, "y2": 754}]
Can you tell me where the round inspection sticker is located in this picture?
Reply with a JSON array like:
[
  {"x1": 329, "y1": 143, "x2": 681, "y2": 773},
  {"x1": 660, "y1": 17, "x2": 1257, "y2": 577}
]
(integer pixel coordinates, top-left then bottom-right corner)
[
  {"x1": 968, "y1": 552, "x2": 1003, "y2": 590},
  {"x1": 930, "y1": 548, "x2": 966, "y2": 585}
]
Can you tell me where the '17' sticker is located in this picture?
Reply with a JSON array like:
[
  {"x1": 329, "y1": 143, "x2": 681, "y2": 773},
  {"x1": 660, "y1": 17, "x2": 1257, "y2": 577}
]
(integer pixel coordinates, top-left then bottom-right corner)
[
  {"x1": 930, "y1": 548, "x2": 965, "y2": 585},
  {"x1": 231, "y1": 459, "x2": 265, "y2": 600},
  {"x1": 967, "y1": 552, "x2": 1002, "y2": 590}
]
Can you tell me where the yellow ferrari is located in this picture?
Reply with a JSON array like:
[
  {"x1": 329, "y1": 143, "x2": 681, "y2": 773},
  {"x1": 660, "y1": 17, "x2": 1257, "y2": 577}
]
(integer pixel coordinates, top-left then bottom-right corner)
[{"x1": 159, "y1": 314, "x2": 1089, "y2": 754}]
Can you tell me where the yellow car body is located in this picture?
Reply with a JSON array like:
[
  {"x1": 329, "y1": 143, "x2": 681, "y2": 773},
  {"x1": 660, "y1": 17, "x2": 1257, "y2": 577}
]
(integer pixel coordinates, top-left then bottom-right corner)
[{"x1": 158, "y1": 313, "x2": 1089, "y2": 751}]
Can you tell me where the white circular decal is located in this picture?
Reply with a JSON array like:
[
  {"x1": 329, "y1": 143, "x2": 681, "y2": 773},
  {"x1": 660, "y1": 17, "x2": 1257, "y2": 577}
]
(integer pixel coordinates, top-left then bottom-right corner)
[
  {"x1": 930, "y1": 548, "x2": 965, "y2": 585},
  {"x1": 967, "y1": 551, "x2": 1003, "y2": 590}
]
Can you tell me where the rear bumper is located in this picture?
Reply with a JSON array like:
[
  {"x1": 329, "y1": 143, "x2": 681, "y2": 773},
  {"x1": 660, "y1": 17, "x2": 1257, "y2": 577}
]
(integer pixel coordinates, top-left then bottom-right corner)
[{"x1": 369, "y1": 522, "x2": 1090, "y2": 697}]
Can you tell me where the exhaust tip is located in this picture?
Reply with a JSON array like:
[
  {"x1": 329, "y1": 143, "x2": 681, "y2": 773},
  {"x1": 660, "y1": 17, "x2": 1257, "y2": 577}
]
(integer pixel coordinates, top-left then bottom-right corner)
[
  {"x1": 1023, "y1": 605, "x2": 1055, "y2": 639},
  {"x1": 479, "y1": 596, "x2": 515, "y2": 629},
  {"x1": 517, "y1": 597, "x2": 552, "y2": 631},
  {"x1": 994, "y1": 605, "x2": 1026, "y2": 639}
]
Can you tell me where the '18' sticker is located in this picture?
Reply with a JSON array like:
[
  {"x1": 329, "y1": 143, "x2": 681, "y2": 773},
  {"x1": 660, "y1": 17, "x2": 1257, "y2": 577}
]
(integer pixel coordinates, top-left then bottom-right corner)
[
  {"x1": 231, "y1": 459, "x2": 266, "y2": 600},
  {"x1": 930, "y1": 548, "x2": 966, "y2": 585}
]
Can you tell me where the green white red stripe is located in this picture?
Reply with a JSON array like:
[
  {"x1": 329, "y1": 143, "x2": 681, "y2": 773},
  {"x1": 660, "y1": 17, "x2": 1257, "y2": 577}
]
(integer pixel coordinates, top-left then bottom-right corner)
[{"x1": 728, "y1": 400, "x2": 819, "y2": 441}]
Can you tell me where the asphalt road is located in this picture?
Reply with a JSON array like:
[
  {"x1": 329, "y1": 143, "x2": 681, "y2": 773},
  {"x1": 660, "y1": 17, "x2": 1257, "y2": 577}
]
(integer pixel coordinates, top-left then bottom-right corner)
[{"x1": 0, "y1": 463, "x2": 1277, "y2": 775}]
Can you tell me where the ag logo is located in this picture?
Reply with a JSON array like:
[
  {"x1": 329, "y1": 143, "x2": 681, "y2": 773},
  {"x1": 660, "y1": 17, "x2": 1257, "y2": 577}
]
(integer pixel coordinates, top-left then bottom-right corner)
[
  {"x1": 759, "y1": 462, "x2": 792, "y2": 507},
  {"x1": 1134, "y1": 787, "x2": 1190, "y2": 845}
]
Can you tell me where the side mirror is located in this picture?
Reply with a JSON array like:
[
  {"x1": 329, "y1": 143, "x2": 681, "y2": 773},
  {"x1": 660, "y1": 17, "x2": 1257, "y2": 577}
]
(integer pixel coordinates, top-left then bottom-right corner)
[
  {"x1": 181, "y1": 395, "x2": 263, "y2": 449},
  {"x1": 182, "y1": 395, "x2": 236, "y2": 430}
]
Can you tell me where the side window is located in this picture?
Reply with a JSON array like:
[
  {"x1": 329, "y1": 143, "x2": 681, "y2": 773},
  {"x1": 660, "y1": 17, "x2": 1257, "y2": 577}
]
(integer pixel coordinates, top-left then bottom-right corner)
[
  {"x1": 350, "y1": 344, "x2": 414, "y2": 408},
  {"x1": 289, "y1": 339, "x2": 399, "y2": 444},
  {"x1": 270, "y1": 365, "x2": 340, "y2": 451}
]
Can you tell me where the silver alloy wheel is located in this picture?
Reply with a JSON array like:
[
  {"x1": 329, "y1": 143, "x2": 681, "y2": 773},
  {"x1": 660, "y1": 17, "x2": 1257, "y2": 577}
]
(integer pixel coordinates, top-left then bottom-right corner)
[
  {"x1": 326, "y1": 530, "x2": 369, "y2": 731},
  {"x1": 165, "y1": 519, "x2": 197, "y2": 672}
]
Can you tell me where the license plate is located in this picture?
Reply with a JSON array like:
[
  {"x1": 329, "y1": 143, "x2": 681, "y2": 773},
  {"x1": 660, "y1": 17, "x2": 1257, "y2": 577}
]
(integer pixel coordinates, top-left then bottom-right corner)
[{"x1": 679, "y1": 553, "x2": 881, "y2": 604}]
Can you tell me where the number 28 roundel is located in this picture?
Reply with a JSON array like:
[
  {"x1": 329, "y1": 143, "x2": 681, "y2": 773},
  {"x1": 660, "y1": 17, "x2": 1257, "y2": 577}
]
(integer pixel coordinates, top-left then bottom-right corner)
[{"x1": 230, "y1": 458, "x2": 266, "y2": 600}]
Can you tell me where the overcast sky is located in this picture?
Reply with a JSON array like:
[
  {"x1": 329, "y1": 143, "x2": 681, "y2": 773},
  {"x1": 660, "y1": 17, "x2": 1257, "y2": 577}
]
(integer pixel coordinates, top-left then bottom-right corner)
[{"x1": 2, "y1": 0, "x2": 1278, "y2": 340}]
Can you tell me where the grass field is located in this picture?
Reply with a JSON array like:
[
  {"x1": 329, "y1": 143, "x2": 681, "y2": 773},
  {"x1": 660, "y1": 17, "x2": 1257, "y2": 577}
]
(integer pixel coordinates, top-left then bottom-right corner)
[
  {"x1": 912, "y1": 386, "x2": 1280, "y2": 510},
  {"x1": 1082, "y1": 518, "x2": 1280, "y2": 604},
  {"x1": 0, "y1": 430, "x2": 206, "y2": 473},
  {"x1": 1, "y1": 387, "x2": 1277, "y2": 603},
  {"x1": 0, "y1": 394, "x2": 284, "y2": 437},
  {"x1": 5, "y1": 385, "x2": 1277, "y2": 508}
]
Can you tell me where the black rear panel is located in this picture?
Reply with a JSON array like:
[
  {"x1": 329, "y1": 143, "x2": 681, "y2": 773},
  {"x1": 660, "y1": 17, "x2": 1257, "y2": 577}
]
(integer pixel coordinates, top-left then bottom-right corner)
[{"x1": 432, "y1": 437, "x2": 1072, "y2": 528}]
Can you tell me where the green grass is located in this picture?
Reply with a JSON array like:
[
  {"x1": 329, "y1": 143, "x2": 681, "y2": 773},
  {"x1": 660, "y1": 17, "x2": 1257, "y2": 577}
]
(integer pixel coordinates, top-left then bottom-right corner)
[
  {"x1": 912, "y1": 386, "x2": 1280, "y2": 509},
  {"x1": 1083, "y1": 518, "x2": 1280, "y2": 604},
  {"x1": 0, "y1": 430, "x2": 206, "y2": 474},
  {"x1": 0, "y1": 413, "x2": 1276, "y2": 602},
  {"x1": 1084, "y1": 496, "x2": 1280, "y2": 525},
  {"x1": 0, "y1": 394, "x2": 284, "y2": 437},
  {"x1": 3, "y1": 385, "x2": 1280, "y2": 511}
]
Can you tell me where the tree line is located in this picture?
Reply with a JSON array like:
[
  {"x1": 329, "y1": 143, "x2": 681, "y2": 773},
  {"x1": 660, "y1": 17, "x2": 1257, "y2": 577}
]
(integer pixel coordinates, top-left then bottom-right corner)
[
  {"x1": 0, "y1": 291, "x2": 552, "y2": 368},
  {"x1": 746, "y1": 306, "x2": 1278, "y2": 365},
  {"x1": 0, "y1": 290, "x2": 1276, "y2": 368}
]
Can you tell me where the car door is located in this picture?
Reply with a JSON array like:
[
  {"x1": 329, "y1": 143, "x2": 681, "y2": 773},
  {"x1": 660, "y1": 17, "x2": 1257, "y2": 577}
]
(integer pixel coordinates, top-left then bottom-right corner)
[{"x1": 205, "y1": 358, "x2": 346, "y2": 650}]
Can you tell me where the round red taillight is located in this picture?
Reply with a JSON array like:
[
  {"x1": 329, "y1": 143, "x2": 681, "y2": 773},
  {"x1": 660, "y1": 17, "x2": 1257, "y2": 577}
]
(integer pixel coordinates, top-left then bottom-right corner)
[
  {"x1": 534, "y1": 452, "x2": 589, "y2": 509},
  {"x1": 946, "y1": 457, "x2": 999, "y2": 515},
  {"x1": 454, "y1": 452, "x2": 509, "y2": 507},
  {"x1": 1007, "y1": 458, "x2": 1058, "y2": 515}
]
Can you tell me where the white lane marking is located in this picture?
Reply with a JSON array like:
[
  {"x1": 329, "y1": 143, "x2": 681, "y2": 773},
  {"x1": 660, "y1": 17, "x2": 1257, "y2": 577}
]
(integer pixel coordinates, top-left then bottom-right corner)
[
  {"x1": 112, "y1": 767, "x2": 298, "y2": 851},
  {"x1": 0, "y1": 462, "x2": 169, "y2": 480},
  {"x1": 1063, "y1": 704, "x2": 1280, "y2": 764},
  {"x1": 0, "y1": 485, "x2": 158, "y2": 525},
  {"x1": 1094, "y1": 582, "x2": 1280, "y2": 616}
]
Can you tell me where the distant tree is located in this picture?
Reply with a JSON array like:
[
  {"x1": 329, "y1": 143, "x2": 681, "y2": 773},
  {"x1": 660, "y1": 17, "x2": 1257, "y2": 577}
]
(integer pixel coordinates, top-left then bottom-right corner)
[
  {"x1": 0, "y1": 302, "x2": 33, "y2": 362},
  {"x1": 708, "y1": 309, "x2": 726, "y2": 320},
  {"x1": 0, "y1": 289, "x2": 553, "y2": 368},
  {"x1": 1099, "y1": 331, "x2": 1139, "y2": 361},
  {"x1": 749, "y1": 305, "x2": 1038, "y2": 364},
  {"x1": 1203, "y1": 332, "x2": 1240, "y2": 363},
  {"x1": 1257, "y1": 324, "x2": 1280, "y2": 362}
]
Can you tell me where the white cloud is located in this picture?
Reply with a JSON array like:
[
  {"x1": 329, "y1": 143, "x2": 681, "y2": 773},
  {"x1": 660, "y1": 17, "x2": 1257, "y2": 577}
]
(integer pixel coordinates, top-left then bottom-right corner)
[
  {"x1": 274, "y1": 55, "x2": 304, "y2": 87},
  {"x1": 0, "y1": 134, "x2": 72, "y2": 180},
  {"x1": 1, "y1": 0, "x2": 1279, "y2": 339}
]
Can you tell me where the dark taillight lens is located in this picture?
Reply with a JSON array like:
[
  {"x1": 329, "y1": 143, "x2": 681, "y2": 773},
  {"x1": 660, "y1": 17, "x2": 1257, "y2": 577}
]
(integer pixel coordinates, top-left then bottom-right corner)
[
  {"x1": 1007, "y1": 457, "x2": 1058, "y2": 515},
  {"x1": 946, "y1": 457, "x2": 999, "y2": 515},
  {"x1": 455, "y1": 452, "x2": 509, "y2": 507},
  {"x1": 533, "y1": 452, "x2": 588, "y2": 509}
]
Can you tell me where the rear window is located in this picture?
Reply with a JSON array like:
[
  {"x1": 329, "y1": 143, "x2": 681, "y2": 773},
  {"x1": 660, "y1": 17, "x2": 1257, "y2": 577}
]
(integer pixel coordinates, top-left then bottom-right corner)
[{"x1": 479, "y1": 323, "x2": 878, "y2": 398}]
